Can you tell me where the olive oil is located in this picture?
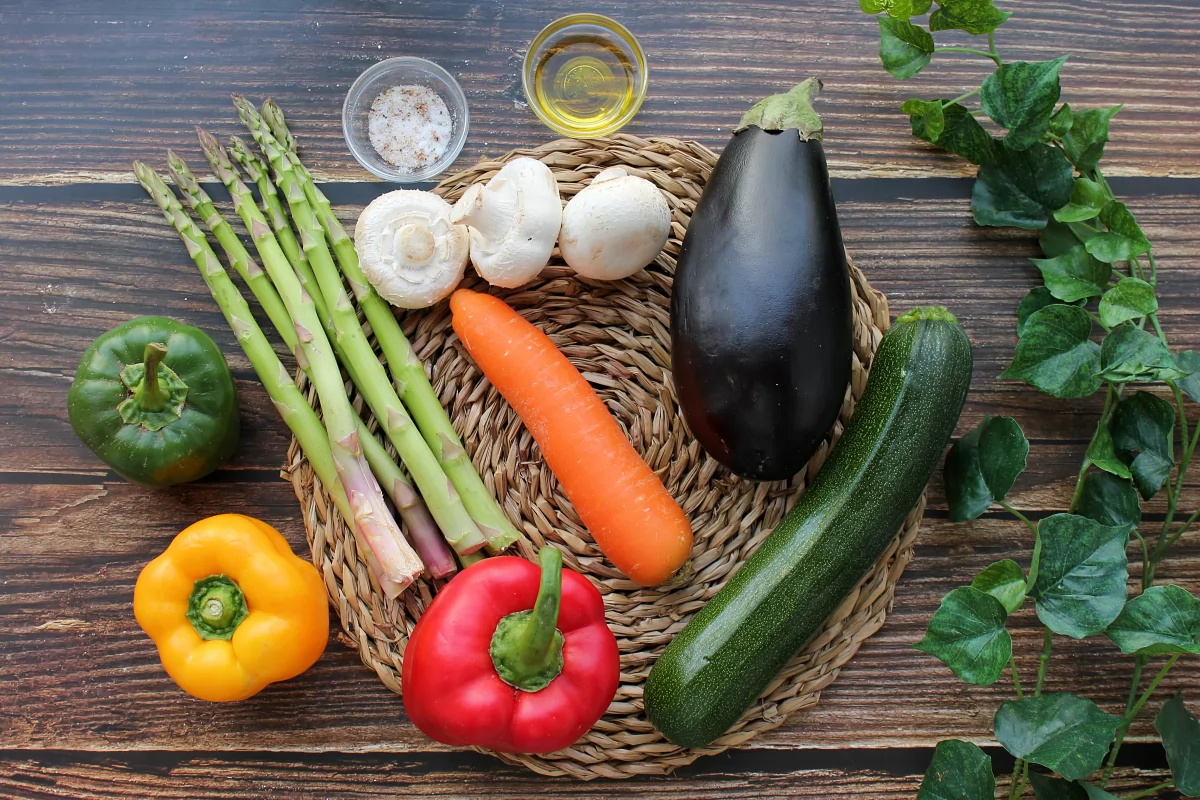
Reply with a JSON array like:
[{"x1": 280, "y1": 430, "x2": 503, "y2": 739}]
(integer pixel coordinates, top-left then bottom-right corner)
[{"x1": 531, "y1": 36, "x2": 639, "y2": 136}]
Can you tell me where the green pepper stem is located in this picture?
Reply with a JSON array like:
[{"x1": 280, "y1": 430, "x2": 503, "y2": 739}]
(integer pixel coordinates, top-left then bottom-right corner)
[
  {"x1": 186, "y1": 574, "x2": 249, "y2": 640},
  {"x1": 489, "y1": 547, "x2": 566, "y2": 692},
  {"x1": 135, "y1": 342, "x2": 170, "y2": 412}
]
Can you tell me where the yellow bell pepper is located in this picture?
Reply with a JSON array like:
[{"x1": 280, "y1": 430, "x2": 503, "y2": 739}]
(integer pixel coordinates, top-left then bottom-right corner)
[{"x1": 134, "y1": 514, "x2": 328, "y2": 702}]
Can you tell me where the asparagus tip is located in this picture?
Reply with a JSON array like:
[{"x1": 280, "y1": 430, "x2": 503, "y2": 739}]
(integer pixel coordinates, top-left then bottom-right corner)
[{"x1": 195, "y1": 126, "x2": 217, "y2": 150}]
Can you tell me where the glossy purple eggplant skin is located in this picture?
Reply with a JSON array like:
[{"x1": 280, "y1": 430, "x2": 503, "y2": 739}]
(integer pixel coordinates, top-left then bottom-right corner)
[{"x1": 670, "y1": 127, "x2": 853, "y2": 481}]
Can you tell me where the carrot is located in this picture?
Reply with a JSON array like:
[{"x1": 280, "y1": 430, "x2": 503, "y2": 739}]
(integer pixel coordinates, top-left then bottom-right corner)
[{"x1": 450, "y1": 289, "x2": 693, "y2": 586}]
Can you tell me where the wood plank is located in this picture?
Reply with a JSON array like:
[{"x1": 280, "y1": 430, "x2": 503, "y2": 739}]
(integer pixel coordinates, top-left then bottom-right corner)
[
  {"x1": 0, "y1": 0, "x2": 1198, "y2": 182},
  {"x1": 2, "y1": 467, "x2": 1197, "y2": 751},
  {"x1": 4, "y1": 187, "x2": 1200, "y2": 483},
  {"x1": 0, "y1": 750, "x2": 1176, "y2": 799}
]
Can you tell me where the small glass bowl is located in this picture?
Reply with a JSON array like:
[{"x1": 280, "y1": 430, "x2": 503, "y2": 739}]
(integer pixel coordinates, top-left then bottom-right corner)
[
  {"x1": 342, "y1": 57, "x2": 469, "y2": 182},
  {"x1": 522, "y1": 14, "x2": 648, "y2": 138}
]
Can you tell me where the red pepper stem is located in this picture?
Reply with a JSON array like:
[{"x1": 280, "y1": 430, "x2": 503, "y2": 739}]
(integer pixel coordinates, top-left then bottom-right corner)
[
  {"x1": 489, "y1": 547, "x2": 566, "y2": 692},
  {"x1": 135, "y1": 342, "x2": 170, "y2": 412},
  {"x1": 523, "y1": 547, "x2": 563, "y2": 661}
]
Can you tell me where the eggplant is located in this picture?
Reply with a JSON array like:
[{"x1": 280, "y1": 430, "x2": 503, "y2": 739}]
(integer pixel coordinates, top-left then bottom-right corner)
[{"x1": 670, "y1": 78, "x2": 853, "y2": 482}]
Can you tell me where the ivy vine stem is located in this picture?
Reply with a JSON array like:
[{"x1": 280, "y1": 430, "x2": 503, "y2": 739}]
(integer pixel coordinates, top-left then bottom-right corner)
[
  {"x1": 1008, "y1": 629, "x2": 1054, "y2": 799},
  {"x1": 939, "y1": 86, "x2": 981, "y2": 109},
  {"x1": 936, "y1": 46, "x2": 1000, "y2": 64},
  {"x1": 1068, "y1": 383, "x2": 1119, "y2": 513},
  {"x1": 1035, "y1": 627, "x2": 1053, "y2": 695},
  {"x1": 1102, "y1": 652, "x2": 1148, "y2": 786},
  {"x1": 1124, "y1": 781, "x2": 1175, "y2": 800},
  {"x1": 1164, "y1": 504, "x2": 1200, "y2": 550},
  {"x1": 998, "y1": 501, "x2": 1037, "y2": 535},
  {"x1": 1104, "y1": 654, "x2": 1181, "y2": 785},
  {"x1": 1007, "y1": 761, "x2": 1027, "y2": 800},
  {"x1": 1146, "y1": 381, "x2": 1200, "y2": 585}
]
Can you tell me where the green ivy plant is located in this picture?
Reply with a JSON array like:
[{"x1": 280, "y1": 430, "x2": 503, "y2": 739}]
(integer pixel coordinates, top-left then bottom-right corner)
[{"x1": 856, "y1": 1, "x2": 1200, "y2": 797}]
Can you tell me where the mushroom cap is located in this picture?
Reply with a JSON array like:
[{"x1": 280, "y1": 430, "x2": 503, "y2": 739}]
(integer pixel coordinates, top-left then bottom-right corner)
[
  {"x1": 450, "y1": 157, "x2": 562, "y2": 289},
  {"x1": 559, "y1": 167, "x2": 671, "y2": 281},
  {"x1": 354, "y1": 190, "x2": 469, "y2": 309}
]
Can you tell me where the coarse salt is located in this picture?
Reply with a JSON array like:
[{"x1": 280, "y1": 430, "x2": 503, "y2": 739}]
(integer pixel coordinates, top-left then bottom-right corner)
[{"x1": 368, "y1": 84, "x2": 453, "y2": 173}]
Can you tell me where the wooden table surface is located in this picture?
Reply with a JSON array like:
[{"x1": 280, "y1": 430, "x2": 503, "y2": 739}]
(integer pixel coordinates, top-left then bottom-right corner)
[{"x1": 2, "y1": 1, "x2": 1198, "y2": 797}]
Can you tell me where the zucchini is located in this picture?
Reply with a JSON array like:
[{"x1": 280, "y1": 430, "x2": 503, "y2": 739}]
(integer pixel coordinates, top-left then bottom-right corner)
[{"x1": 645, "y1": 307, "x2": 973, "y2": 748}]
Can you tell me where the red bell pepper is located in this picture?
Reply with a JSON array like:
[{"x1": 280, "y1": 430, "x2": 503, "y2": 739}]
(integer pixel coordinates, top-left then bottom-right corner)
[{"x1": 401, "y1": 547, "x2": 620, "y2": 754}]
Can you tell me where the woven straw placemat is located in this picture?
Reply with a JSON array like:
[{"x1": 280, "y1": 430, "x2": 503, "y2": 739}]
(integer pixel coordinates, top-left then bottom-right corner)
[{"x1": 282, "y1": 135, "x2": 923, "y2": 780}]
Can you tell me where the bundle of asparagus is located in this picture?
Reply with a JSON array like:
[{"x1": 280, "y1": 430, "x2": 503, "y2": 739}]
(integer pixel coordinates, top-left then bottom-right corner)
[{"x1": 134, "y1": 96, "x2": 520, "y2": 597}]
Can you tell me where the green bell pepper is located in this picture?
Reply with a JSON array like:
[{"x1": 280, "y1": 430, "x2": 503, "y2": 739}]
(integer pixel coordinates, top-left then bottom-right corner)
[{"x1": 68, "y1": 316, "x2": 240, "y2": 487}]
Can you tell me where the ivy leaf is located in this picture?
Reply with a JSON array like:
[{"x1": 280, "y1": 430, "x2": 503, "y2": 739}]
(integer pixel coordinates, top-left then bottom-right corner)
[
  {"x1": 994, "y1": 693, "x2": 1122, "y2": 781},
  {"x1": 973, "y1": 143, "x2": 1075, "y2": 229},
  {"x1": 936, "y1": 103, "x2": 999, "y2": 165},
  {"x1": 982, "y1": 58, "x2": 1068, "y2": 150},
  {"x1": 1111, "y1": 390, "x2": 1176, "y2": 500},
  {"x1": 915, "y1": 587, "x2": 1012, "y2": 685},
  {"x1": 1029, "y1": 772, "x2": 1080, "y2": 800},
  {"x1": 1048, "y1": 103, "x2": 1074, "y2": 139},
  {"x1": 1029, "y1": 775, "x2": 1120, "y2": 800},
  {"x1": 1017, "y1": 287, "x2": 1063, "y2": 337},
  {"x1": 1030, "y1": 246, "x2": 1111, "y2": 303},
  {"x1": 903, "y1": 98, "x2": 945, "y2": 141},
  {"x1": 1053, "y1": 177, "x2": 1109, "y2": 223},
  {"x1": 1086, "y1": 201, "x2": 1152, "y2": 263},
  {"x1": 1001, "y1": 305, "x2": 1101, "y2": 398},
  {"x1": 944, "y1": 416, "x2": 1029, "y2": 522},
  {"x1": 1098, "y1": 278, "x2": 1157, "y2": 328},
  {"x1": 1098, "y1": 324, "x2": 1189, "y2": 384},
  {"x1": 1106, "y1": 585, "x2": 1200, "y2": 656},
  {"x1": 880, "y1": 19, "x2": 935, "y2": 79},
  {"x1": 1175, "y1": 350, "x2": 1200, "y2": 403},
  {"x1": 908, "y1": 101, "x2": 998, "y2": 165},
  {"x1": 1075, "y1": 471, "x2": 1142, "y2": 531},
  {"x1": 1029, "y1": 775, "x2": 1104, "y2": 800},
  {"x1": 929, "y1": 0, "x2": 1012, "y2": 35},
  {"x1": 972, "y1": 559, "x2": 1027, "y2": 613},
  {"x1": 1085, "y1": 418, "x2": 1133, "y2": 480},
  {"x1": 1156, "y1": 694, "x2": 1200, "y2": 796},
  {"x1": 1029, "y1": 513, "x2": 1130, "y2": 638},
  {"x1": 1040, "y1": 219, "x2": 1100, "y2": 259},
  {"x1": 1063, "y1": 105, "x2": 1122, "y2": 174},
  {"x1": 917, "y1": 739, "x2": 996, "y2": 800},
  {"x1": 862, "y1": 0, "x2": 934, "y2": 18}
]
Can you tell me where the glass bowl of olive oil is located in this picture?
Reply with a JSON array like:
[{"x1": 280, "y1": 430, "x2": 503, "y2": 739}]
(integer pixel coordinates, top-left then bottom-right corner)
[{"x1": 522, "y1": 14, "x2": 648, "y2": 138}]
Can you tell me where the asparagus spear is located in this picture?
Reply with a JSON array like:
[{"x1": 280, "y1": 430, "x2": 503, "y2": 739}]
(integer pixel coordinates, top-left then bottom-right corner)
[
  {"x1": 168, "y1": 152, "x2": 455, "y2": 579},
  {"x1": 164, "y1": 152, "x2": 297, "y2": 352},
  {"x1": 260, "y1": 98, "x2": 520, "y2": 554},
  {"x1": 226, "y1": 135, "x2": 327, "y2": 323},
  {"x1": 136, "y1": 161, "x2": 423, "y2": 597},
  {"x1": 134, "y1": 160, "x2": 397, "y2": 590},
  {"x1": 207, "y1": 112, "x2": 486, "y2": 558}
]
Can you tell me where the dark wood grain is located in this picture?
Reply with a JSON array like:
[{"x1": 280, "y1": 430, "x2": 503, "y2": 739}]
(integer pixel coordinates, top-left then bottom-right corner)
[
  {"x1": 4, "y1": 1, "x2": 1200, "y2": 797},
  {"x1": 6, "y1": 186, "x2": 1200, "y2": 482},
  {"x1": 3, "y1": 189, "x2": 1198, "y2": 757},
  {"x1": 3, "y1": 488, "x2": 1198, "y2": 752},
  {"x1": 0, "y1": 0, "x2": 1198, "y2": 183},
  {"x1": 0, "y1": 751, "x2": 1179, "y2": 799}
]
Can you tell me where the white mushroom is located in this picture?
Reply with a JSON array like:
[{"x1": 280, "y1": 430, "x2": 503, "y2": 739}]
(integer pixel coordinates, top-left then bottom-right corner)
[
  {"x1": 559, "y1": 167, "x2": 671, "y2": 281},
  {"x1": 450, "y1": 157, "x2": 562, "y2": 288},
  {"x1": 354, "y1": 190, "x2": 469, "y2": 309}
]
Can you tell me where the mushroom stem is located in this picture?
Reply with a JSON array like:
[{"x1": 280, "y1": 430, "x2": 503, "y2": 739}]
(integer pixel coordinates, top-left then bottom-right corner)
[{"x1": 396, "y1": 223, "x2": 437, "y2": 263}]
